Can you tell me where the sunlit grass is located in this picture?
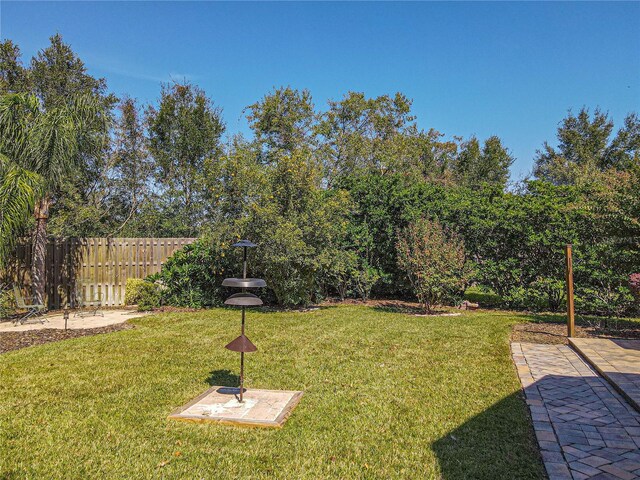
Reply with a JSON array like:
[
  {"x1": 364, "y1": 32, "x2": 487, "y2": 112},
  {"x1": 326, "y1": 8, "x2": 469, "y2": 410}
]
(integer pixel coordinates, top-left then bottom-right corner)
[{"x1": 1, "y1": 306, "x2": 544, "y2": 479}]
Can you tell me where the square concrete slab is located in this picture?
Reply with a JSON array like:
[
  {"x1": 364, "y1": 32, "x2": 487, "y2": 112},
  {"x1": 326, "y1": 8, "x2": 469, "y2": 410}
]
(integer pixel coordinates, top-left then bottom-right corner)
[{"x1": 168, "y1": 386, "x2": 303, "y2": 428}]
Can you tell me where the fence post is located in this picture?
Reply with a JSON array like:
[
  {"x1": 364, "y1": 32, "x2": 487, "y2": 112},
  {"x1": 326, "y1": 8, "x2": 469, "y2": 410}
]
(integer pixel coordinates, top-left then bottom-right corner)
[{"x1": 565, "y1": 244, "x2": 575, "y2": 337}]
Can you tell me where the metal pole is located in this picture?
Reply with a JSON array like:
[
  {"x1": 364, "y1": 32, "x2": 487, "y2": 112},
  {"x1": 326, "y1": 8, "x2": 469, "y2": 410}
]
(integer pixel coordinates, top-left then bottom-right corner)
[
  {"x1": 565, "y1": 244, "x2": 575, "y2": 338},
  {"x1": 240, "y1": 246, "x2": 247, "y2": 402},
  {"x1": 243, "y1": 246, "x2": 247, "y2": 280},
  {"x1": 240, "y1": 306, "x2": 245, "y2": 402}
]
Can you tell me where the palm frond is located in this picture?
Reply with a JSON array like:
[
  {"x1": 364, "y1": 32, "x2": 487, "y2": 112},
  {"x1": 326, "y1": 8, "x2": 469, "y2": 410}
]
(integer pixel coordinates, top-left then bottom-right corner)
[
  {"x1": 0, "y1": 153, "x2": 44, "y2": 266},
  {"x1": 0, "y1": 93, "x2": 40, "y2": 167}
]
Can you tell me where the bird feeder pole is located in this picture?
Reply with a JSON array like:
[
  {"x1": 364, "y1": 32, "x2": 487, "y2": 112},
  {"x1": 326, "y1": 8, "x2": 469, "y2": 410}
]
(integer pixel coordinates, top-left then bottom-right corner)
[{"x1": 221, "y1": 240, "x2": 266, "y2": 403}]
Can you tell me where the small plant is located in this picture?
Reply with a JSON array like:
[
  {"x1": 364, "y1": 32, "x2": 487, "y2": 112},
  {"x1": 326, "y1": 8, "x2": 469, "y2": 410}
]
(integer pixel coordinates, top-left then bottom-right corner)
[{"x1": 397, "y1": 218, "x2": 471, "y2": 313}]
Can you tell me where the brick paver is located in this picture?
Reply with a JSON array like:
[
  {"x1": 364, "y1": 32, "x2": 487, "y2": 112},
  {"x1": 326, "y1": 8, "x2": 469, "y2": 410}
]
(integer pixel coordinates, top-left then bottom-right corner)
[
  {"x1": 570, "y1": 338, "x2": 640, "y2": 413},
  {"x1": 512, "y1": 342, "x2": 640, "y2": 480}
]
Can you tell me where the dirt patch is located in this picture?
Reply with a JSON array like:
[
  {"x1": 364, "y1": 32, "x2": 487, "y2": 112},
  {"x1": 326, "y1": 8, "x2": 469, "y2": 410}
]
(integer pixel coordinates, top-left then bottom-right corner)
[
  {"x1": 0, "y1": 323, "x2": 135, "y2": 354},
  {"x1": 511, "y1": 320, "x2": 640, "y2": 345}
]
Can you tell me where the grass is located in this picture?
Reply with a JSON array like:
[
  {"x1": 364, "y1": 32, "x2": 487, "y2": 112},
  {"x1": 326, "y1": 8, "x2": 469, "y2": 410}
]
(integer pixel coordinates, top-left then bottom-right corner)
[{"x1": 0, "y1": 306, "x2": 544, "y2": 479}]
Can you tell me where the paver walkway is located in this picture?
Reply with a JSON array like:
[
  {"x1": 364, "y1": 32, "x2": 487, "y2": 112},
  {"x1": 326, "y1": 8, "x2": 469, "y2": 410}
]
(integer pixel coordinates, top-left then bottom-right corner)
[
  {"x1": 570, "y1": 338, "x2": 640, "y2": 413},
  {"x1": 512, "y1": 342, "x2": 640, "y2": 480}
]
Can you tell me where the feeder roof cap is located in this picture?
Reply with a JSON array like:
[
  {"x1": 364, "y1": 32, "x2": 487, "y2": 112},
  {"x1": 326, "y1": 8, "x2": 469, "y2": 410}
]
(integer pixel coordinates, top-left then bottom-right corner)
[{"x1": 232, "y1": 240, "x2": 257, "y2": 248}]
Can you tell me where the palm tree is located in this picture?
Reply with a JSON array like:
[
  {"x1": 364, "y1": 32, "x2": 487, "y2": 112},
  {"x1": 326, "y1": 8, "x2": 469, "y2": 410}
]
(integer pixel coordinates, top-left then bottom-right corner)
[
  {"x1": 0, "y1": 153, "x2": 42, "y2": 264},
  {"x1": 0, "y1": 93, "x2": 108, "y2": 303}
]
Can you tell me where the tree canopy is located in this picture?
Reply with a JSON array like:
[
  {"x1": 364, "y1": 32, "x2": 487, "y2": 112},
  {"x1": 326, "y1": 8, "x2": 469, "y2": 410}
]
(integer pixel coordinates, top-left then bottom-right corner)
[{"x1": 1, "y1": 34, "x2": 638, "y2": 315}]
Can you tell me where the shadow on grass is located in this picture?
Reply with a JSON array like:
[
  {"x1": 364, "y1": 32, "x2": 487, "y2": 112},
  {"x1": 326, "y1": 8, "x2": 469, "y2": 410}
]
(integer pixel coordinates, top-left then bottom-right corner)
[
  {"x1": 219, "y1": 305, "x2": 336, "y2": 315},
  {"x1": 371, "y1": 302, "x2": 426, "y2": 315},
  {"x1": 205, "y1": 369, "x2": 240, "y2": 387},
  {"x1": 433, "y1": 389, "x2": 544, "y2": 479}
]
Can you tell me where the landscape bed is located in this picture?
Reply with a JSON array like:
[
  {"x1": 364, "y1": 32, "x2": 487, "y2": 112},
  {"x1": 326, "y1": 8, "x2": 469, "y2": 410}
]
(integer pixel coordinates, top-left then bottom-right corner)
[{"x1": 2, "y1": 306, "x2": 549, "y2": 479}]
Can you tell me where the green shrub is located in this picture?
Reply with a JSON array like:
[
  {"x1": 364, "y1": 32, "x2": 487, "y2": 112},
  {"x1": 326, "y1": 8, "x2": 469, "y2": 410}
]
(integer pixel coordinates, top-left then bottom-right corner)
[
  {"x1": 319, "y1": 250, "x2": 383, "y2": 302},
  {"x1": 152, "y1": 238, "x2": 233, "y2": 308},
  {"x1": 124, "y1": 278, "x2": 161, "y2": 311},
  {"x1": 463, "y1": 286, "x2": 502, "y2": 308},
  {"x1": 397, "y1": 218, "x2": 472, "y2": 312},
  {"x1": 136, "y1": 282, "x2": 161, "y2": 311},
  {"x1": 124, "y1": 278, "x2": 147, "y2": 306},
  {"x1": 318, "y1": 249, "x2": 358, "y2": 300},
  {"x1": 351, "y1": 261, "x2": 383, "y2": 302}
]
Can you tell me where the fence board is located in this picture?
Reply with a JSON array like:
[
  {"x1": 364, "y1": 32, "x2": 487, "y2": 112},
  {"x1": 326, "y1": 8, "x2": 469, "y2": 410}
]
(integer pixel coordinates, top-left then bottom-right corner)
[{"x1": 10, "y1": 237, "x2": 196, "y2": 308}]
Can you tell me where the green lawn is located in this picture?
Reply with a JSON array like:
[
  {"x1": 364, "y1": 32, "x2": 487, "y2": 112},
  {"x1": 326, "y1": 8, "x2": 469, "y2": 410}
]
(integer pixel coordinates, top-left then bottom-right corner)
[{"x1": 0, "y1": 306, "x2": 544, "y2": 479}]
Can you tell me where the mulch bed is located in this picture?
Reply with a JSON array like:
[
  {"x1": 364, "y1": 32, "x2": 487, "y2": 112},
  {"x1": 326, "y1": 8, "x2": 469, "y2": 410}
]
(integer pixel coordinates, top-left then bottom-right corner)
[
  {"x1": 511, "y1": 320, "x2": 640, "y2": 345},
  {"x1": 0, "y1": 323, "x2": 135, "y2": 354}
]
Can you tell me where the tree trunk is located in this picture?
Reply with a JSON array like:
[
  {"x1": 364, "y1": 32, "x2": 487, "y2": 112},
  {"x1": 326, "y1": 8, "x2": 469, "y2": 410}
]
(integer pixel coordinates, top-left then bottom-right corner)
[{"x1": 32, "y1": 197, "x2": 50, "y2": 305}]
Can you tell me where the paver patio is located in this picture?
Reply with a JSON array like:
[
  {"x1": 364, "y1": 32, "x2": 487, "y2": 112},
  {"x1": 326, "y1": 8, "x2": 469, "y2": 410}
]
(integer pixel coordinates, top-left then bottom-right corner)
[
  {"x1": 570, "y1": 338, "x2": 640, "y2": 414},
  {"x1": 0, "y1": 309, "x2": 146, "y2": 332},
  {"x1": 513, "y1": 342, "x2": 640, "y2": 480}
]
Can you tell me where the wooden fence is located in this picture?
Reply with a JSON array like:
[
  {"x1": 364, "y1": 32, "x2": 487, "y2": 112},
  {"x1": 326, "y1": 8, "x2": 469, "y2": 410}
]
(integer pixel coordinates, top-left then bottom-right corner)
[{"x1": 10, "y1": 238, "x2": 196, "y2": 308}]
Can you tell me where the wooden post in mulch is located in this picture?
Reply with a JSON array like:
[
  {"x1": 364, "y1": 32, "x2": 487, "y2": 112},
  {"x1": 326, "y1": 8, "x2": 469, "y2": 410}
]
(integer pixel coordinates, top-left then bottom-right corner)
[{"x1": 565, "y1": 244, "x2": 575, "y2": 338}]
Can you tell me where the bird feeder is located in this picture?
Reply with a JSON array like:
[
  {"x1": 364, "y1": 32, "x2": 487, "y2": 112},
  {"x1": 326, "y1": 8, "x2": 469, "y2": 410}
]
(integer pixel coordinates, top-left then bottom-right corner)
[
  {"x1": 221, "y1": 240, "x2": 266, "y2": 403},
  {"x1": 168, "y1": 239, "x2": 302, "y2": 427}
]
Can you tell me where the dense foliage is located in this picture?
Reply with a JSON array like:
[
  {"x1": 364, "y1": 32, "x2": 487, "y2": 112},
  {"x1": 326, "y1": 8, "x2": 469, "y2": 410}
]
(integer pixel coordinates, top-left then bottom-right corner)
[
  {"x1": 1, "y1": 35, "x2": 639, "y2": 314},
  {"x1": 123, "y1": 278, "x2": 161, "y2": 311},
  {"x1": 397, "y1": 218, "x2": 471, "y2": 312}
]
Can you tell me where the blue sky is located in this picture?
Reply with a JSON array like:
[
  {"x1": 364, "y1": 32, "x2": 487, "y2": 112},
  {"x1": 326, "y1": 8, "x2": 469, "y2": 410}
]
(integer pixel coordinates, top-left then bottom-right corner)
[{"x1": 1, "y1": 1, "x2": 639, "y2": 180}]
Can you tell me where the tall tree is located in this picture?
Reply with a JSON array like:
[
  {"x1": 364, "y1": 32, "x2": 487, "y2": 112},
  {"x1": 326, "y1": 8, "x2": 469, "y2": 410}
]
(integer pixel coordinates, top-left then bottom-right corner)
[
  {"x1": 0, "y1": 40, "x2": 28, "y2": 94},
  {"x1": 246, "y1": 86, "x2": 316, "y2": 155},
  {"x1": 534, "y1": 108, "x2": 640, "y2": 185},
  {"x1": 0, "y1": 35, "x2": 119, "y2": 242},
  {"x1": 316, "y1": 92, "x2": 455, "y2": 184},
  {"x1": 108, "y1": 97, "x2": 152, "y2": 235},
  {"x1": 30, "y1": 34, "x2": 115, "y2": 109},
  {"x1": 453, "y1": 135, "x2": 513, "y2": 187},
  {"x1": 0, "y1": 92, "x2": 109, "y2": 302},
  {"x1": 146, "y1": 82, "x2": 225, "y2": 236}
]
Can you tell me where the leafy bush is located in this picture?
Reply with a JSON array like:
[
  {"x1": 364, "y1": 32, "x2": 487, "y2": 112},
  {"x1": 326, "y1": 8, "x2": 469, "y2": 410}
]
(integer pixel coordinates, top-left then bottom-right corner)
[
  {"x1": 124, "y1": 278, "x2": 161, "y2": 311},
  {"x1": 319, "y1": 249, "x2": 382, "y2": 302},
  {"x1": 397, "y1": 218, "x2": 472, "y2": 313},
  {"x1": 351, "y1": 260, "x2": 383, "y2": 302},
  {"x1": 151, "y1": 238, "x2": 232, "y2": 308},
  {"x1": 501, "y1": 278, "x2": 565, "y2": 311},
  {"x1": 629, "y1": 274, "x2": 640, "y2": 303},
  {"x1": 136, "y1": 282, "x2": 161, "y2": 311},
  {"x1": 124, "y1": 278, "x2": 147, "y2": 306},
  {"x1": 152, "y1": 167, "x2": 639, "y2": 316},
  {"x1": 318, "y1": 249, "x2": 357, "y2": 300},
  {"x1": 463, "y1": 286, "x2": 502, "y2": 308}
]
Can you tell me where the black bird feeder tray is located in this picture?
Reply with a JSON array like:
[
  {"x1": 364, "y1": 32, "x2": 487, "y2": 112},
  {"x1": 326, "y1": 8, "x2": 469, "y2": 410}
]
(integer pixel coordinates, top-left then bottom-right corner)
[{"x1": 222, "y1": 240, "x2": 265, "y2": 402}]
